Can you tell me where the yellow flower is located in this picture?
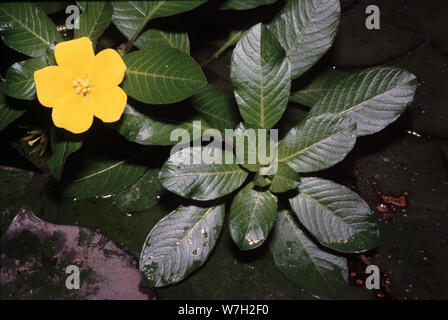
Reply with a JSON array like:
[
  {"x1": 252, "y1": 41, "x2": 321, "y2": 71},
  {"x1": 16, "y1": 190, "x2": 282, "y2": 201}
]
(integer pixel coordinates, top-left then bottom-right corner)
[{"x1": 34, "y1": 37, "x2": 127, "y2": 134}]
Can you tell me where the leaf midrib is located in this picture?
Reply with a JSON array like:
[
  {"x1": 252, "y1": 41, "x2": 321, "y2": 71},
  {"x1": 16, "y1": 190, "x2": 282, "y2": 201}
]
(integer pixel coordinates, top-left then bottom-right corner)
[
  {"x1": 85, "y1": 2, "x2": 108, "y2": 39},
  {"x1": 298, "y1": 189, "x2": 356, "y2": 238},
  {"x1": 126, "y1": 69, "x2": 203, "y2": 82},
  {"x1": 242, "y1": 190, "x2": 262, "y2": 247},
  {"x1": 336, "y1": 77, "x2": 412, "y2": 116},
  {"x1": 155, "y1": 206, "x2": 218, "y2": 282},
  {"x1": 73, "y1": 160, "x2": 126, "y2": 182},
  {"x1": 282, "y1": 211, "x2": 336, "y2": 292},
  {"x1": 0, "y1": 5, "x2": 54, "y2": 47},
  {"x1": 278, "y1": 124, "x2": 350, "y2": 162},
  {"x1": 128, "y1": 0, "x2": 165, "y2": 42}
]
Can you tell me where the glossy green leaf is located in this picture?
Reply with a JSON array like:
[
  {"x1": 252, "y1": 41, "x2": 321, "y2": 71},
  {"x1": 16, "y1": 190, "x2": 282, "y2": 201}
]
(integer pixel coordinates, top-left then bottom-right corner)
[
  {"x1": 220, "y1": 0, "x2": 277, "y2": 10},
  {"x1": 233, "y1": 125, "x2": 259, "y2": 172},
  {"x1": 113, "y1": 168, "x2": 164, "y2": 213},
  {"x1": 310, "y1": 67, "x2": 417, "y2": 136},
  {"x1": 76, "y1": 2, "x2": 87, "y2": 11},
  {"x1": 270, "y1": 209, "x2": 348, "y2": 298},
  {"x1": 74, "y1": 1, "x2": 113, "y2": 43},
  {"x1": 231, "y1": 23, "x2": 291, "y2": 129},
  {"x1": 277, "y1": 114, "x2": 357, "y2": 173},
  {"x1": 269, "y1": 163, "x2": 300, "y2": 193},
  {"x1": 191, "y1": 84, "x2": 240, "y2": 133},
  {"x1": 269, "y1": 0, "x2": 340, "y2": 79},
  {"x1": 140, "y1": 203, "x2": 224, "y2": 287},
  {"x1": 290, "y1": 69, "x2": 349, "y2": 107},
  {"x1": 135, "y1": 29, "x2": 190, "y2": 54},
  {"x1": 233, "y1": 125, "x2": 276, "y2": 173},
  {"x1": 47, "y1": 128, "x2": 83, "y2": 181},
  {"x1": 290, "y1": 177, "x2": 379, "y2": 253},
  {"x1": 5, "y1": 57, "x2": 47, "y2": 100},
  {"x1": 0, "y1": 2, "x2": 62, "y2": 57},
  {"x1": 253, "y1": 172, "x2": 271, "y2": 187},
  {"x1": 159, "y1": 146, "x2": 248, "y2": 201},
  {"x1": 0, "y1": 83, "x2": 25, "y2": 132},
  {"x1": 229, "y1": 183, "x2": 277, "y2": 250},
  {"x1": 62, "y1": 157, "x2": 146, "y2": 199},
  {"x1": 115, "y1": 104, "x2": 206, "y2": 146},
  {"x1": 112, "y1": 1, "x2": 206, "y2": 42},
  {"x1": 122, "y1": 48, "x2": 206, "y2": 104}
]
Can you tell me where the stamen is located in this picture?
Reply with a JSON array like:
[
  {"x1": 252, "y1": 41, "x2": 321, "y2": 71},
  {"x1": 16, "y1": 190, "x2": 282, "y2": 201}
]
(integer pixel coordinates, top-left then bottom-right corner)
[
  {"x1": 73, "y1": 77, "x2": 91, "y2": 95},
  {"x1": 28, "y1": 136, "x2": 42, "y2": 147}
]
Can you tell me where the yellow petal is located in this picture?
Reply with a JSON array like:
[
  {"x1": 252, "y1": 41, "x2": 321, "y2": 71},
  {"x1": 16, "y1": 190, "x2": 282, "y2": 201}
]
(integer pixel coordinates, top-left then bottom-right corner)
[
  {"x1": 55, "y1": 37, "x2": 95, "y2": 78},
  {"x1": 88, "y1": 49, "x2": 126, "y2": 88},
  {"x1": 34, "y1": 66, "x2": 73, "y2": 107},
  {"x1": 52, "y1": 93, "x2": 94, "y2": 134},
  {"x1": 89, "y1": 87, "x2": 127, "y2": 123}
]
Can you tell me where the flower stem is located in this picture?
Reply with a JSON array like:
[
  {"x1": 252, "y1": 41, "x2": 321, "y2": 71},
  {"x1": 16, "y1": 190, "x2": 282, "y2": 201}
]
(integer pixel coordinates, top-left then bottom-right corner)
[
  {"x1": 201, "y1": 30, "x2": 244, "y2": 67},
  {"x1": 122, "y1": 12, "x2": 154, "y2": 54}
]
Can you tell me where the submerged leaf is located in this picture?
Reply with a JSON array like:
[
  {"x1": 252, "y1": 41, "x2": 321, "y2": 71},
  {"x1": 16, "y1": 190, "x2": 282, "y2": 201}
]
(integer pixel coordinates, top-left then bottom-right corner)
[
  {"x1": 140, "y1": 203, "x2": 224, "y2": 287},
  {"x1": 270, "y1": 209, "x2": 348, "y2": 298}
]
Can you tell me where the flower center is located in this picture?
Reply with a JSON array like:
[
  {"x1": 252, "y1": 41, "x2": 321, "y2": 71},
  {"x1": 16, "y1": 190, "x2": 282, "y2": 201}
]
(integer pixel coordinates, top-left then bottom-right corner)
[{"x1": 72, "y1": 78, "x2": 91, "y2": 95}]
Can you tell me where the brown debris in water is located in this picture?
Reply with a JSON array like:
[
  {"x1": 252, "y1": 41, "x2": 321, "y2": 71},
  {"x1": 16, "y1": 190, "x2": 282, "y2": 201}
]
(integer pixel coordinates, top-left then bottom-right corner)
[
  {"x1": 374, "y1": 190, "x2": 409, "y2": 220},
  {"x1": 381, "y1": 192, "x2": 408, "y2": 207}
]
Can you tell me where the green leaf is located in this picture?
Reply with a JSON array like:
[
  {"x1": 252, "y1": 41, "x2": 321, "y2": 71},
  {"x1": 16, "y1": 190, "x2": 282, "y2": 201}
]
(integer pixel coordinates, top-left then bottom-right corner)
[
  {"x1": 277, "y1": 114, "x2": 357, "y2": 173},
  {"x1": 115, "y1": 103, "x2": 206, "y2": 146},
  {"x1": 289, "y1": 177, "x2": 379, "y2": 253},
  {"x1": 74, "y1": 1, "x2": 113, "y2": 43},
  {"x1": 220, "y1": 0, "x2": 277, "y2": 10},
  {"x1": 112, "y1": 1, "x2": 206, "y2": 42},
  {"x1": 0, "y1": 83, "x2": 25, "y2": 132},
  {"x1": 5, "y1": 57, "x2": 47, "y2": 100},
  {"x1": 233, "y1": 125, "x2": 275, "y2": 173},
  {"x1": 47, "y1": 128, "x2": 83, "y2": 181},
  {"x1": 233, "y1": 125, "x2": 259, "y2": 172},
  {"x1": 229, "y1": 183, "x2": 277, "y2": 250},
  {"x1": 140, "y1": 203, "x2": 224, "y2": 287},
  {"x1": 253, "y1": 172, "x2": 271, "y2": 187},
  {"x1": 159, "y1": 146, "x2": 248, "y2": 201},
  {"x1": 269, "y1": 163, "x2": 300, "y2": 193},
  {"x1": 290, "y1": 69, "x2": 349, "y2": 107},
  {"x1": 231, "y1": 23, "x2": 291, "y2": 129},
  {"x1": 310, "y1": 67, "x2": 418, "y2": 136},
  {"x1": 113, "y1": 168, "x2": 164, "y2": 213},
  {"x1": 122, "y1": 48, "x2": 206, "y2": 104},
  {"x1": 62, "y1": 157, "x2": 146, "y2": 199},
  {"x1": 269, "y1": 0, "x2": 340, "y2": 79},
  {"x1": 270, "y1": 209, "x2": 348, "y2": 298},
  {"x1": 135, "y1": 29, "x2": 190, "y2": 54},
  {"x1": 76, "y1": 2, "x2": 87, "y2": 11},
  {"x1": 191, "y1": 84, "x2": 240, "y2": 133},
  {"x1": 0, "y1": 2, "x2": 62, "y2": 57}
]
